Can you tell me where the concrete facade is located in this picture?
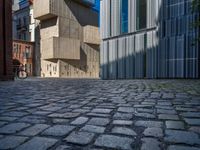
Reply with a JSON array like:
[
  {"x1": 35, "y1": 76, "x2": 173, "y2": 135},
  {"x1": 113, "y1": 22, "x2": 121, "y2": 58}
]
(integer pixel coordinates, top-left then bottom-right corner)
[
  {"x1": 0, "y1": 0, "x2": 13, "y2": 80},
  {"x1": 100, "y1": 0, "x2": 200, "y2": 79},
  {"x1": 34, "y1": 0, "x2": 100, "y2": 78}
]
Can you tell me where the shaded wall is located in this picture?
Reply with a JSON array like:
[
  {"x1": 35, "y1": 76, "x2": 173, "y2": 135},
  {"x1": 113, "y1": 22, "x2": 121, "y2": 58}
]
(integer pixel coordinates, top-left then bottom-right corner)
[{"x1": 0, "y1": 0, "x2": 13, "y2": 80}]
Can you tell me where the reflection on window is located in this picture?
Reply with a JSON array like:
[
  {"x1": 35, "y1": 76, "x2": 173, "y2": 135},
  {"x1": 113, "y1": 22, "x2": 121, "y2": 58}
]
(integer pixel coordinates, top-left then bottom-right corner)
[
  {"x1": 121, "y1": 0, "x2": 128, "y2": 33},
  {"x1": 136, "y1": 0, "x2": 147, "y2": 30}
]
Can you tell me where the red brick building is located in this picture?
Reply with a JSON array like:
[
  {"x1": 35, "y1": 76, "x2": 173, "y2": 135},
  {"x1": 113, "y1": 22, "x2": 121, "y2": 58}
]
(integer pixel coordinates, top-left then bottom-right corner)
[
  {"x1": 13, "y1": 40, "x2": 34, "y2": 76},
  {"x1": 0, "y1": 0, "x2": 13, "y2": 80}
]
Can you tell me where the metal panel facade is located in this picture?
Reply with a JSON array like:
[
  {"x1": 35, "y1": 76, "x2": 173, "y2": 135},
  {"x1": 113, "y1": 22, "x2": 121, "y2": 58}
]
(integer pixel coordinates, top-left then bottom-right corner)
[{"x1": 100, "y1": 0, "x2": 199, "y2": 79}]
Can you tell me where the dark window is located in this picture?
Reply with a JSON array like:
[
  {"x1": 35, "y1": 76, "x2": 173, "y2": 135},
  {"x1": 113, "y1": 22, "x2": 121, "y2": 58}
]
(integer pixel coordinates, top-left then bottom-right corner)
[
  {"x1": 136, "y1": 0, "x2": 147, "y2": 30},
  {"x1": 24, "y1": 33, "x2": 26, "y2": 40},
  {"x1": 121, "y1": 0, "x2": 128, "y2": 33},
  {"x1": 163, "y1": 21, "x2": 166, "y2": 37},
  {"x1": 23, "y1": 16, "x2": 27, "y2": 26}
]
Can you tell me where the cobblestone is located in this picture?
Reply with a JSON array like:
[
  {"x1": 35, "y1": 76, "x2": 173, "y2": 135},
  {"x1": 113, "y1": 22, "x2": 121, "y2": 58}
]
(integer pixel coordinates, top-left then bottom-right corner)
[
  {"x1": 0, "y1": 136, "x2": 28, "y2": 149},
  {"x1": 158, "y1": 114, "x2": 179, "y2": 120},
  {"x1": 141, "y1": 138, "x2": 161, "y2": 150},
  {"x1": 113, "y1": 120, "x2": 133, "y2": 125},
  {"x1": 143, "y1": 128, "x2": 163, "y2": 138},
  {"x1": 81, "y1": 125, "x2": 105, "y2": 133},
  {"x1": 0, "y1": 79, "x2": 200, "y2": 149},
  {"x1": 65, "y1": 131, "x2": 95, "y2": 145},
  {"x1": 112, "y1": 127, "x2": 137, "y2": 136},
  {"x1": 184, "y1": 118, "x2": 200, "y2": 126},
  {"x1": 42, "y1": 125, "x2": 75, "y2": 136},
  {"x1": 164, "y1": 130, "x2": 200, "y2": 145},
  {"x1": 167, "y1": 145, "x2": 200, "y2": 150},
  {"x1": 18, "y1": 124, "x2": 50, "y2": 136},
  {"x1": 71, "y1": 117, "x2": 89, "y2": 125},
  {"x1": 135, "y1": 121, "x2": 163, "y2": 128},
  {"x1": 0, "y1": 123, "x2": 30, "y2": 134},
  {"x1": 94, "y1": 134, "x2": 133, "y2": 150},
  {"x1": 16, "y1": 137, "x2": 57, "y2": 150},
  {"x1": 87, "y1": 117, "x2": 110, "y2": 126}
]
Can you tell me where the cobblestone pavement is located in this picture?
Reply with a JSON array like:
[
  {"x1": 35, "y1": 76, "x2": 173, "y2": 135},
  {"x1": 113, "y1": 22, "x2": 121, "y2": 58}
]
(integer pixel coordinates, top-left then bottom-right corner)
[{"x1": 0, "y1": 78, "x2": 200, "y2": 150}]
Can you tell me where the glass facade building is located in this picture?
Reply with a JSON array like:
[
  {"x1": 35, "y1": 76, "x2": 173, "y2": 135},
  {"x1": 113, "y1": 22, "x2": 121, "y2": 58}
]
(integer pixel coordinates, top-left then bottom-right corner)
[{"x1": 100, "y1": 0, "x2": 200, "y2": 79}]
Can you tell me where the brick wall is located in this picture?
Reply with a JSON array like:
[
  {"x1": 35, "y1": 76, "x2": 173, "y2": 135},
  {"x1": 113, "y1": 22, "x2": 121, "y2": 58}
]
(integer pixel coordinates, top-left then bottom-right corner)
[
  {"x1": 13, "y1": 40, "x2": 35, "y2": 76},
  {"x1": 0, "y1": 0, "x2": 13, "y2": 80}
]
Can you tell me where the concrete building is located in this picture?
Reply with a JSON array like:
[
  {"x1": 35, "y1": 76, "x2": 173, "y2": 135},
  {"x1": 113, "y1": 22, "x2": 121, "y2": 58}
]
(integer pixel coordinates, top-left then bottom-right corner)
[
  {"x1": 13, "y1": 40, "x2": 34, "y2": 76},
  {"x1": 12, "y1": 0, "x2": 41, "y2": 76},
  {"x1": 100, "y1": 0, "x2": 200, "y2": 79},
  {"x1": 12, "y1": 0, "x2": 20, "y2": 12},
  {"x1": 0, "y1": 0, "x2": 13, "y2": 80},
  {"x1": 34, "y1": 0, "x2": 100, "y2": 78}
]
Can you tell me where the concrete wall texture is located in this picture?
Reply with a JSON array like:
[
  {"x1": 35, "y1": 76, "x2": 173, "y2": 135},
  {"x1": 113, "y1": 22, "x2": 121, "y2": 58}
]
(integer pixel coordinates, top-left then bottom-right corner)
[
  {"x1": 34, "y1": 0, "x2": 100, "y2": 78},
  {"x1": 0, "y1": 0, "x2": 13, "y2": 80},
  {"x1": 100, "y1": 0, "x2": 200, "y2": 79}
]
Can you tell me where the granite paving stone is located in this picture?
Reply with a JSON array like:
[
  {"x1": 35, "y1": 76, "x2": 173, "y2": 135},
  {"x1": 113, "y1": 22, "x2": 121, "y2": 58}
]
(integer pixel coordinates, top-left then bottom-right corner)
[
  {"x1": 0, "y1": 79, "x2": 200, "y2": 149},
  {"x1": 19, "y1": 124, "x2": 50, "y2": 136},
  {"x1": 0, "y1": 123, "x2": 30, "y2": 134},
  {"x1": 113, "y1": 112, "x2": 133, "y2": 120},
  {"x1": 165, "y1": 121, "x2": 185, "y2": 130},
  {"x1": 134, "y1": 112, "x2": 156, "y2": 119},
  {"x1": 18, "y1": 115, "x2": 46, "y2": 124},
  {"x1": 81, "y1": 125, "x2": 105, "y2": 133},
  {"x1": 94, "y1": 134, "x2": 134, "y2": 150},
  {"x1": 42, "y1": 125, "x2": 75, "y2": 136},
  {"x1": 158, "y1": 114, "x2": 179, "y2": 120},
  {"x1": 0, "y1": 136, "x2": 28, "y2": 149},
  {"x1": 65, "y1": 131, "x2": 95, "y2": 145},
  {"x1": 135, "y1": 121, "x2": 163, "y2": 128},
  {"x1": 16, "y1": 137, "x2": 58, "y2": 150},
  {"x1": 91, "y1": 108, "x2": 112, "y2": 114},
  {"x1": 55, "y1": 145, "x2": 72, "y2": 150},
  {"x1": 164, "y1": 130, "x2": 200, "y2": 145},
  {"x1": 0, "y1": 121, "x2": 7, "y2": 127},
  {"x1": 87, "y1": 117, "x2": 110, "y2": 126},
  {"x1": 141, "y1": 138, "x2": 161, "y2": 150},
  {"x1": 112, "y1": 127, "x2": 137, "y2": 136},
  {"x1": 184, "y1": 118, "x2": 200, "y2": 126},
  {"x1": 167, "y1": 145, "x2": 200, "y2": 150},
  {"x1": 189, "y1": 126, "x2": 200, "y2": 134},
  {"x1": 118, "y1": 107, "x2": 135, "y2": 113},
  {"x1": 71, "y1": 117, "x2": 89, "y2": 125},
  {"x1": 113, "y1": 120, "x2": 133, "y2": 125},
  {"x1": 143, "y1": 128, "x2": 163, "y2": 138},
  {"x1": 0, "y1": 116, "x2": 18, "y2": 122}
]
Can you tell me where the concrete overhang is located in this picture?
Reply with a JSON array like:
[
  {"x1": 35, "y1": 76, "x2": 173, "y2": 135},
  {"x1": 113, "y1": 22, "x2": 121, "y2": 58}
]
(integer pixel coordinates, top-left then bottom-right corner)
[{"x1": 41, "y1": 37, "x2": 80, "y2": 60}]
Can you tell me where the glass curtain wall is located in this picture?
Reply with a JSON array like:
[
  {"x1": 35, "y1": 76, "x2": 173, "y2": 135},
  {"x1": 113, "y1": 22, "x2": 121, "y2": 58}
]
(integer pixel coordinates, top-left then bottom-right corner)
[
  {"x1": 121, "y1": 0, "x2": 128, "y2": 33},
  {"x1": 136, "y1": 0, "x2": 147, "y2": 30}
]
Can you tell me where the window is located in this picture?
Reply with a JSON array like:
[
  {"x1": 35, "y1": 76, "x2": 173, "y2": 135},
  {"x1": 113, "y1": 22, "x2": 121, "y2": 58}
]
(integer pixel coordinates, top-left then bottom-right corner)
[
  {"x1": 29, "y1": 32, "x2": 31, "y2": 40},
  {"x1": 18, "y1": 34, "x2": 21, "y2": 39},
  {"x1": 121, "y1": 0, "x2": 128, "y2": 33},
  {"x1": 136, "y1": 0, "x2": 147, "y2": 30},
  {"x1": 24, "y1": 33, "x2": 26, "y2": 40},
  {"x1": 23, "y1": 16, "x2": 27, "y2": 26},
  {"x1": 29, "y1": 15, "x2": 32, "y2": 24}
]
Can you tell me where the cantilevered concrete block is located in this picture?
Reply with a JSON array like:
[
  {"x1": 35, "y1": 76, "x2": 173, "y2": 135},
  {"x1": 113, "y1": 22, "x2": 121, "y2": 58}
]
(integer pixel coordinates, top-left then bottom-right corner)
[
  {"x1": 83, "y1": 25, "x2": 100, "y2": 45},
  {"x1": 34, "y1": 0, "x2": 59, "y2": 20},
  {"x1": 41, "y1": 37, "x2": 80, "y2": 60}
]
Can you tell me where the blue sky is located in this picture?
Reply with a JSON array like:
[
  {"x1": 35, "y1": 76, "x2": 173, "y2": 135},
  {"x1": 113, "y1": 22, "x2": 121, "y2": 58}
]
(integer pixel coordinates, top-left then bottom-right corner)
[{"x1": 93, "y1": 0, "x2": 100, "y2": 11}]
